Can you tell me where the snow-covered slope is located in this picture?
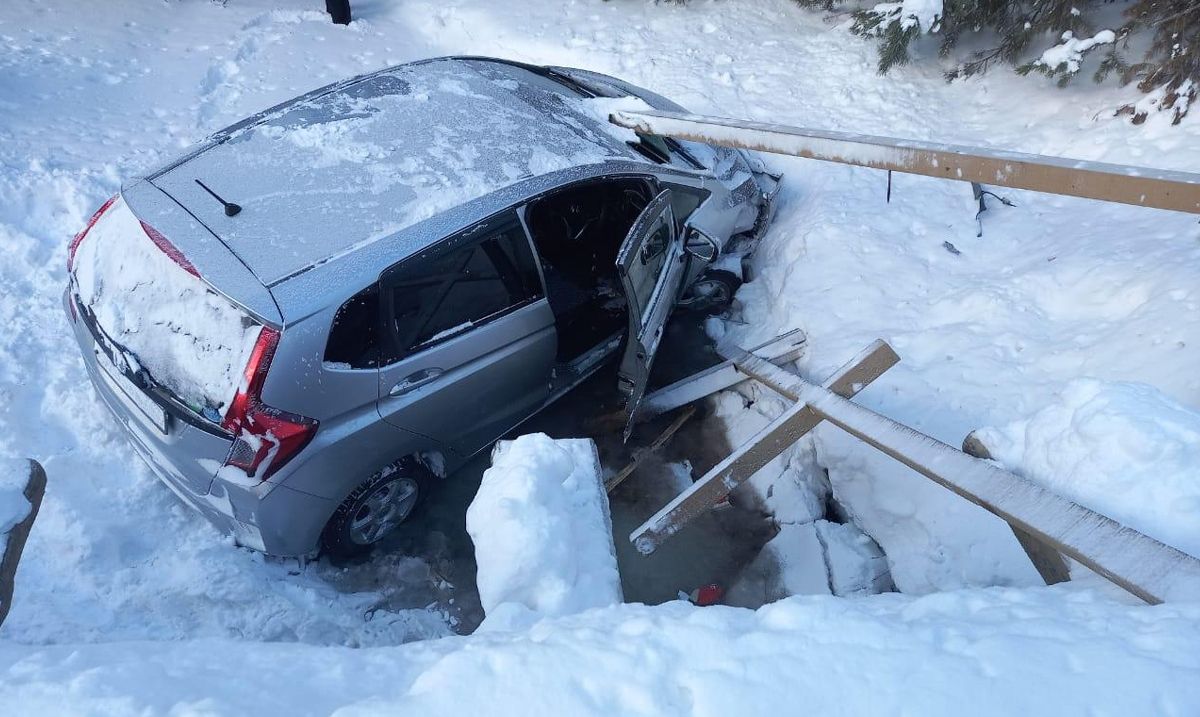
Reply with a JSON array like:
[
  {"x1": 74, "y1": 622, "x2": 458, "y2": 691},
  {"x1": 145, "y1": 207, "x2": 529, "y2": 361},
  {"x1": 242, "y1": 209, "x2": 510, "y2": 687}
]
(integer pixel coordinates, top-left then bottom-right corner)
[{"x1": 1, "y1": 0, "x2": 1198, "y2": 711}]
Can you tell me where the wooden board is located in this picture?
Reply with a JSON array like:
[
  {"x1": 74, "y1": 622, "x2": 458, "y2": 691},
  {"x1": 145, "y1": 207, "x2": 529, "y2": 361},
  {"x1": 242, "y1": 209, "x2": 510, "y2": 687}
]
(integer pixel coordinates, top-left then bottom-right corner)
[
  {"x1": 610, "y1": 109, "x2": 1200, "y2": 215},
  {"x1": 605, "y1": 405, "x2": 697, "y2": 494},
  {"x1": 962, "y1": 431, "x2": 1072, "y2": 586},
  {"x1": 630, "y1": 340, "x2": 898, "y2": 555}
]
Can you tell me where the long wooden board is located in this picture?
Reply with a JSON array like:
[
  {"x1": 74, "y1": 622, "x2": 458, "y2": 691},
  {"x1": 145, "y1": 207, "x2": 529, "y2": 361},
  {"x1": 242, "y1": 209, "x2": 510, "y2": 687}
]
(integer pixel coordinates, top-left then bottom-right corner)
[
  {"x1": 610, "y1": 109, "x2": 1200, "y2": 215},
  {"x1": 725, "y1": 347, "x2": 1200, "y2": 604},
  {"x1": 630, "y1": 340, "x2": 898, "y2": 555}
]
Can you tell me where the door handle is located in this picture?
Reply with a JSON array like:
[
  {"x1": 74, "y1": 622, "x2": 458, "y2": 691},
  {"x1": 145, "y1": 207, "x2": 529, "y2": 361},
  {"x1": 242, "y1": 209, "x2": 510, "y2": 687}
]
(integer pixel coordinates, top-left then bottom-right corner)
[{"x1": 389, "y1": 367, "x2": 444, "y2": 396}]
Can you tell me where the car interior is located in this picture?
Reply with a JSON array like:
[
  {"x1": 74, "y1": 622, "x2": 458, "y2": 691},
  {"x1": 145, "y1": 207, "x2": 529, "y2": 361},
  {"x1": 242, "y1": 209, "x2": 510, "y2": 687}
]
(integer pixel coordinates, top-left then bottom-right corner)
[{"x1": 523, "y1": 177, "x2": 656, "y2": 362}]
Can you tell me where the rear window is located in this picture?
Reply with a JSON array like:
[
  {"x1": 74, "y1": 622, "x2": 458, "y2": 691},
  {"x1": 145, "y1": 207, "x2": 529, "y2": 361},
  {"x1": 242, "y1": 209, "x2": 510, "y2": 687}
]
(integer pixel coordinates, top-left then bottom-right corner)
[
  {"x1": 381, "y1": 216, "x2": 543, "y2": 362},
  {"x1": 72, "y1": 197, "x2": 261, "y2": 421}
]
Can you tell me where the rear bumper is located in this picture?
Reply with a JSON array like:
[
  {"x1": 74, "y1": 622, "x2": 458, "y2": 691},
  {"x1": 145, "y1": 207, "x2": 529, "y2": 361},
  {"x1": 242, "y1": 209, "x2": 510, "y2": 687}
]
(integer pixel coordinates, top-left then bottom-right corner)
[{"x1": 64, "y1": 288, "x2": 332, "y2": 556}]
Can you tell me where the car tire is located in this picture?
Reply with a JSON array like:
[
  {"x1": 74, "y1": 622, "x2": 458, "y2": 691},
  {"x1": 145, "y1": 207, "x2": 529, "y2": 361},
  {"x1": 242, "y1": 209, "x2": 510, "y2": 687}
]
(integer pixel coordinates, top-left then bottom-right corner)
[
  {"x1": 321, "y1": 460, "x2": 431, "y2": 559},
  {"x1": 686, "y1": 269, "x2": 741, "y2": 314}
]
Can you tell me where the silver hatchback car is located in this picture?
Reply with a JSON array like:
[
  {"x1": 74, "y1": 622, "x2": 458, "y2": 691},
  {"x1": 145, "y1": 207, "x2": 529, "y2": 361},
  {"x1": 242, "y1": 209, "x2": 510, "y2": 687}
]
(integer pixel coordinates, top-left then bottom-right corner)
[{"x1": 65, "y1": 57, "x2": 779, "y2": 557}]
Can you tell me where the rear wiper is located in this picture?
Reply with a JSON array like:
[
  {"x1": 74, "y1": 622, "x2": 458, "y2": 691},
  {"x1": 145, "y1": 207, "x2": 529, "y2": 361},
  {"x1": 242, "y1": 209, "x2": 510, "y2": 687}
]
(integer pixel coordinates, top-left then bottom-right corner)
[
  {"x1": 541, "y1": 68, "x2": 598, "y2": 98},
  {"x1": 195, "y1": 179, "x2": 242, "y2": 217}
]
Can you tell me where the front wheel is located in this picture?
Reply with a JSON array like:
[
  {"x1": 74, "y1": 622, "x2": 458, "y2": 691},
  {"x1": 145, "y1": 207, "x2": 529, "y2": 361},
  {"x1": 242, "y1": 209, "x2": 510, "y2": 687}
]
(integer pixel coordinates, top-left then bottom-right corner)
[
  {"x1": 682, "y1": 269, "x2": 742, "y2": 314},
  {"x1": 321, "y1": 462, "x2": 430, "y2": 558}
]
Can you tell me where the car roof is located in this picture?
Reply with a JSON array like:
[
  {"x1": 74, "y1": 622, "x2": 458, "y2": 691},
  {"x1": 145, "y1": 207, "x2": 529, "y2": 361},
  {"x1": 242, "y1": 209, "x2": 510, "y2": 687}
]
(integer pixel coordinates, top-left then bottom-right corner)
[{"x1": 145, "y1": 57, "x2": 649, "y2": 287}]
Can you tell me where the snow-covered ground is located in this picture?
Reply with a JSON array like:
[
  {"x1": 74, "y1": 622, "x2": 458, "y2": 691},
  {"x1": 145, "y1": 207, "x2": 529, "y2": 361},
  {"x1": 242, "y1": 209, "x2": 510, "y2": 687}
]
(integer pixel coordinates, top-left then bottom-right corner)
[{"x1": 1, "y1": 0, "x2": 1198, "y2": 712}]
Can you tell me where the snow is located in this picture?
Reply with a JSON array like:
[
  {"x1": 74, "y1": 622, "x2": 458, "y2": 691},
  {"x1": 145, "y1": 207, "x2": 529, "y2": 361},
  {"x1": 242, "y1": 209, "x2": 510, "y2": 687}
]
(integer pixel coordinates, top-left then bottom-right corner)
[
  {"x1": 2, "y1": 587, "x2": 1199, "y2": 715},
  {"x1": 870, "y1": 0, "x2": 943, "y2": 33},
  {"x1": 0, "y1": 460, "x2": 32, "y2": 536},
  {"x1": 1, "y1": 0, "x2": 1199, "y2": 711},
  {"x1": 467, "y1": 435, "x2": 621, "y2": 628},
  {"x1": 976, "y1": 379, "x2": 1200, "y2": 558},
  {"x1": 1035, "y1": 30, "x2": 1117, "y2": 75},
  {"x1": 72, "y1": 196, "x2": 261, "y2": 416}
]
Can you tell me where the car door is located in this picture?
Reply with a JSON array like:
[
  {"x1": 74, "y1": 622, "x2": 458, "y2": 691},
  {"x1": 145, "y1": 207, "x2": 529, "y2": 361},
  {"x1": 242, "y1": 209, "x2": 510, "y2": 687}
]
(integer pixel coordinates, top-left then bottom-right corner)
[
  {"x1": 615, "y1": 189, "x2": 688, "y2": 440},
  {"x1": 376, "y1": 210, "x2": 556, "y2": 456}
]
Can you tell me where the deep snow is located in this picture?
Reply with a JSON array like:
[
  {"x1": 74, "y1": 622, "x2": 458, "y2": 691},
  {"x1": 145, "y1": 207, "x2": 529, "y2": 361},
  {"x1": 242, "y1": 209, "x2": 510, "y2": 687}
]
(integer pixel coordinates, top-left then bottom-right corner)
[{"x1": 1, "y1": 0, "x2": 1199, "y2": 712}]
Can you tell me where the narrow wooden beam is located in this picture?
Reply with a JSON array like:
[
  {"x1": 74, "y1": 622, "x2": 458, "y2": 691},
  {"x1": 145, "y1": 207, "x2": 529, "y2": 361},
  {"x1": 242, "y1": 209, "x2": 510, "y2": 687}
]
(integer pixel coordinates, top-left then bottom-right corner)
[
  {"x1": 606, "y1": 404, "x2": 697, "y2": 494},
  {"x1": 610, "y1": 109, "x2": 1200, "y2": 215},
  {"x1": 630, "y1": 340, "x2": 898, "y2": 555},
  {"x1": 725, "y1": 359, "x2": 1200, "y2": 604},
  {"x1": 1, "y1": 459, "x2": 46, "y2": 630},
  {"x1": 962, "y1": 432, "x2": 1072, "y2": 586}
]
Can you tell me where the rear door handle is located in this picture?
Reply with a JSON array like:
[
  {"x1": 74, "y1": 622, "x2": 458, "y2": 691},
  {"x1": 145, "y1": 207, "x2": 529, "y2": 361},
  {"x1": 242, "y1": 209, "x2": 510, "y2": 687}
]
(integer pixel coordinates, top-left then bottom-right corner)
[{"x1": 389, "y1": 367, "x2": 444, "y2": 397}]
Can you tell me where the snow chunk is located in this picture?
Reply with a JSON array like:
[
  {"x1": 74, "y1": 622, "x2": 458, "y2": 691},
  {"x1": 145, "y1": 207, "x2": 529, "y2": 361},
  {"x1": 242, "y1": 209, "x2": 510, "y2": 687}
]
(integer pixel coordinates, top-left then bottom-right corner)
[
  {"x1": 871, "y1": 0, "x2": 943, "y2": 33},
  {"x1": 467, "y1": 435, "x2": 621, "y2": 627},
  {"x1": 1036, "y1": 30, "x2": 1116, "y2": 75},
  {"x1": 976, "y1": 379, "x2": 1200, "y2": 557},
  {"x1": 0, "y1": 460, "x2": 33, "y2": 536}
]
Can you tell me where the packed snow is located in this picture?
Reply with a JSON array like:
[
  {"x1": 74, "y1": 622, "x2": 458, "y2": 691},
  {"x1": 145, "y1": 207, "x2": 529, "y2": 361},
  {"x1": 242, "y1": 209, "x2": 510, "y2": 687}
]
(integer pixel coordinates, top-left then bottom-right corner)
[
  {"x1": 1, "y1": 0, "x2": 1199, "y2": 712},
  {"x1": 467, "y1": 435, "x2": 621, "y2": 628}
]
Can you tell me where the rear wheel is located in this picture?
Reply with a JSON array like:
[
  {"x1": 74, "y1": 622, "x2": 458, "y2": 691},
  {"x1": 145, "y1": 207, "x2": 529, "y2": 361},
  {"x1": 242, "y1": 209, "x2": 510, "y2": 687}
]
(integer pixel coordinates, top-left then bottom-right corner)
[{"x1": 321, "y1": 461, "x2": 431, "y2": 558}]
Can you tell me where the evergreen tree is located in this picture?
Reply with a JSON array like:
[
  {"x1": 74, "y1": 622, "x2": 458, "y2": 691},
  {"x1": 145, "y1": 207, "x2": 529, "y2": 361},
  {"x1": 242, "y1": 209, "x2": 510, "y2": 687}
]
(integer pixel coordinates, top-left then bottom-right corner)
[{"x1": 791, "y1": 0, "x2": 1199, "y2": 124}]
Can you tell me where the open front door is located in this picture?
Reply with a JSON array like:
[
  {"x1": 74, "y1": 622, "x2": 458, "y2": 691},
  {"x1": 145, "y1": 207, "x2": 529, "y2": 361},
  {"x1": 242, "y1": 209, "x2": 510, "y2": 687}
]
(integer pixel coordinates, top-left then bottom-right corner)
[{"x1": 616, "y1": 189, "x2": 687, "y2": 441}]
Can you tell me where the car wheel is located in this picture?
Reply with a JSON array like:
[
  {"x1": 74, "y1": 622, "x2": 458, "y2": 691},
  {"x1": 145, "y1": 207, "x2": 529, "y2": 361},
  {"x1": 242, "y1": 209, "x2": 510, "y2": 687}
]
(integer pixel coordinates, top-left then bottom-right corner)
[
  {"x1": 685, "y1": 269, "x2": 741, "y2": 314},
  {"x1": 321, "y1": 461, "x2": 430, "y2": 558}
]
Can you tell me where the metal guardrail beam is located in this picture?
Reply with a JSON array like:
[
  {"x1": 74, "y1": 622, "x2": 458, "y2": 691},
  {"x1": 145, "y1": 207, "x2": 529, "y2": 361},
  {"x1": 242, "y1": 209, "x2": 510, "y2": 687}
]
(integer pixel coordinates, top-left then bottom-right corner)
[{"x1": 610, "y1": 109, "x2": 1200, "y2": 215}]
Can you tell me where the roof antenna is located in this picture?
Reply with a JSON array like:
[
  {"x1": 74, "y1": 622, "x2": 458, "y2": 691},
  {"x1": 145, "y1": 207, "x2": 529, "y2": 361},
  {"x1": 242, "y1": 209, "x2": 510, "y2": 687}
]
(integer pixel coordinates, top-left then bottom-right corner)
[{"x1": 194, "y1": 179, "x2": 242, "y2": 217}]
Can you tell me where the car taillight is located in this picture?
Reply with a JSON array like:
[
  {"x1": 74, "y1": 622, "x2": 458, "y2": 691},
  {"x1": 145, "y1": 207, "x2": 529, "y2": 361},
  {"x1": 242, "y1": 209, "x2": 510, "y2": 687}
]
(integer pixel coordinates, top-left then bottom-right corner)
[
  {"x1": 140, "y1": 220, "x2": 200, "y2": 278},
  {"x1": 67, "y1": 195, "x2": 117, "y2": 272},
  {"x1": 222, "y1": 327, "x2": 318, "y2": 481}
]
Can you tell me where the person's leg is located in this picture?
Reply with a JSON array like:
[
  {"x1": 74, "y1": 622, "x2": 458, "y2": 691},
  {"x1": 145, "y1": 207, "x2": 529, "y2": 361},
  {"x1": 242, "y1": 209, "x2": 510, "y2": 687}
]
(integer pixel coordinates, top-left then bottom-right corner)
[{"x1": 326, "y1": 0, "x2": 351, "y2": 25}]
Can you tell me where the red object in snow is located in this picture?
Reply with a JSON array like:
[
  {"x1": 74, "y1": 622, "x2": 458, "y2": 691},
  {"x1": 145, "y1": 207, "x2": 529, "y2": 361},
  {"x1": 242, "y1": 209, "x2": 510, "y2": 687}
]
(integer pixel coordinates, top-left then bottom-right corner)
[{"x1": 690, "y1": 583, "x2": 725, "y2": 606}]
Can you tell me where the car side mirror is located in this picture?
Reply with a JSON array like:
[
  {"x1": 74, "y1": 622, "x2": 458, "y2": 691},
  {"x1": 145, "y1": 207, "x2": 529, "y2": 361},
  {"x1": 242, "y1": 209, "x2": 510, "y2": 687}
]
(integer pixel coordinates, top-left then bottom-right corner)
[{"x1": 684, "y1": 229, "x2": 718, "y2": 263}]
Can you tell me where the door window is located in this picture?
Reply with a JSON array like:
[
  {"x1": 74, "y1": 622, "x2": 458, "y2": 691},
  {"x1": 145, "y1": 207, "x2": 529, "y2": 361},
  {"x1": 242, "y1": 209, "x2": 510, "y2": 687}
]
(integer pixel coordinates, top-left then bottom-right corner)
[{"x1": 381, "y1": 215, "x2": 542, "y2": 363}]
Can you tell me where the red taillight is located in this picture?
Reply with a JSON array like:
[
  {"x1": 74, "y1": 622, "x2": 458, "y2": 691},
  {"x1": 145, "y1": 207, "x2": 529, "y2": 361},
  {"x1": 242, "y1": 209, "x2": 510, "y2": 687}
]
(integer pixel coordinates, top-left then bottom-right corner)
[
  {"x1": 140, "y1": 220, "x2": 200, "y2": 278},
  {"x1": 67, "y1": 195, "x2": 117, "y2": 272},
  {"x1": 222, "y1": 327, "x2": 318, "y2": 481}
]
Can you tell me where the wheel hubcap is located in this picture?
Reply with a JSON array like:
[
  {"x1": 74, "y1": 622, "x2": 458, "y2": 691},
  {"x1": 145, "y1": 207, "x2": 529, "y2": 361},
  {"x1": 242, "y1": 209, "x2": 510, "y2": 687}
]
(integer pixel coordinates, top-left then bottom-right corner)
[{"x1": 348, "y1": 477, "x2": 419, "y2": 545}]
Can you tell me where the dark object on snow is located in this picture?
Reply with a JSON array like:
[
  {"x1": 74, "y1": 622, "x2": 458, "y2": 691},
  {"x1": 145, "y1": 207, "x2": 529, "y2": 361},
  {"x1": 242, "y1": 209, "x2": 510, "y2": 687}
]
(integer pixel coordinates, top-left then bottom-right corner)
[
  {"x1": 326, "y1": 0, "x2": 351, "y2": 25},
  {"x1": 971, "y1": 181, "x2": 1015, "y2": 237},
  {"x1": 942, "y1": 241, "x2": 961, "y2": 256},
  {"x1": 0, "y1": 459, "x2": 46, "y2": 631}
]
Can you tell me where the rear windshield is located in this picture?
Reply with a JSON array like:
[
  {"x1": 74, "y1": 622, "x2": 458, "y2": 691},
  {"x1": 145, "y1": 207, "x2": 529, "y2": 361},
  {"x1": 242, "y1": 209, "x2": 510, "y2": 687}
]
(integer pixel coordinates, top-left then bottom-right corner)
[{"x1": 72, "y1": 196, "x2": 261, "y2": 422}]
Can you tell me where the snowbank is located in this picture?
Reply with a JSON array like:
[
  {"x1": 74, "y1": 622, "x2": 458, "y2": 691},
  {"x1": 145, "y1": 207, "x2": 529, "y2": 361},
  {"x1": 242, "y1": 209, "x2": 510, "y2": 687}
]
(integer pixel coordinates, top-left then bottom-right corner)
[
  {"x1": 976, "y1": 379, "x2": 1200, "y2": 557},
  {"x1": 0, "y1": 461, "x2": 32, "y2": 536},
  {"x1": 1, "y1": 588, "x2": 1197, "y2": 715},
  {"x1": 467, "y1": 435, "x2": 621, "y2": 627}
]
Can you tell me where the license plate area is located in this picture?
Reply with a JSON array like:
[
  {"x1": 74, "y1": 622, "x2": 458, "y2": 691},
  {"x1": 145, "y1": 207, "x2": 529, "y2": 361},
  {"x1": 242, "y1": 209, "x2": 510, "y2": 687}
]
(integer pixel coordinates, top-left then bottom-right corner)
[{"x1": 95, "y1": 349, "x2": 169, "y2": 435}]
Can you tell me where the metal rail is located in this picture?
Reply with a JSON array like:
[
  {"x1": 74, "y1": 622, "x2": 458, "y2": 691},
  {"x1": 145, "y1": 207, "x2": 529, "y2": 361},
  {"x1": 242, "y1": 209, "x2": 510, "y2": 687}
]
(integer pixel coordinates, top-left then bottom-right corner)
[{"x1": 610, "y1": 109, "x2": 1200, "y2": 215}]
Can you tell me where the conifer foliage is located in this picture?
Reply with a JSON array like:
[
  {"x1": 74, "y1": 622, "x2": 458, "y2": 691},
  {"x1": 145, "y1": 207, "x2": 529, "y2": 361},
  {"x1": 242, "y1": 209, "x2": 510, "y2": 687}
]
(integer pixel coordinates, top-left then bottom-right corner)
[{"x1": 791, "y1": 1, "x2": 1199, "y2": 123}]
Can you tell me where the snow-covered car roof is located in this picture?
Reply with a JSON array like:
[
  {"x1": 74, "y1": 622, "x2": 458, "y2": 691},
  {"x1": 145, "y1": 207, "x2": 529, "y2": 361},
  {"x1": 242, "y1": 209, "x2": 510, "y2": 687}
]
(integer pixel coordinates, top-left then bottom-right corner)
[{"x1": 143, "y1": 57, "x2": 648, "y2": 287}]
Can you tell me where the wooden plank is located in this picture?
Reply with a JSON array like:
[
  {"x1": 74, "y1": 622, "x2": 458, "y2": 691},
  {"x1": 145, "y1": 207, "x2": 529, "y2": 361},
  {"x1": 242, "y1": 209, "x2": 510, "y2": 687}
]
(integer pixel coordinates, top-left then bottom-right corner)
[
  {"x1": 630, "y1": 340, "x2": 898, "y2": 555},
  {"x1": 725, "y1": 357, "x2": 1200, "y2": 605},
  {"x1": 639, "y1": 329, "x2": 807, "y2": 422},
  {"x1": 605, "y1": 405, "x2": 697, "y2": 494},
  {"x1": 610, "y1": 109, "x2": 1200, "y2": 215},
  {"x1": 962, "y1": 432, "x2": 1072, "y2": 586},
  {"x1": 1, "y1": 459, "x2": 46, "y2": 630}
]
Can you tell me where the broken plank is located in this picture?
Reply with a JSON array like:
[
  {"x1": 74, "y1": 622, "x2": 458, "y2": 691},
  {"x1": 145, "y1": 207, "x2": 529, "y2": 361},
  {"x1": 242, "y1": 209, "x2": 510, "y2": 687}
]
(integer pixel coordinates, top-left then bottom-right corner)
[
  {"x1": 637, "y1": 329, "x2": 807, "y2": 423},
  {"x1": 630, "y1": 339, "x2": 898, "y2": 555},
  {"x1": 606, "y1": 405, "x2": 697, "y2": 494},
  {"x1": 962, "y1": 431, "x2": 1072, "y2": 586},
  {"x1": 773, "y1": 376, "x2": 1200, "y2": 605}
]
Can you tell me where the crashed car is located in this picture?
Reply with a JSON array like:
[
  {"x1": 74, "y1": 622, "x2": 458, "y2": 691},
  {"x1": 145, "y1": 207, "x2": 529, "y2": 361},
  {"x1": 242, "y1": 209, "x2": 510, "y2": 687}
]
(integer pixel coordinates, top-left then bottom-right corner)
[{"x1": 64, "y1": 56, "x2": 780, "y2": 557}]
